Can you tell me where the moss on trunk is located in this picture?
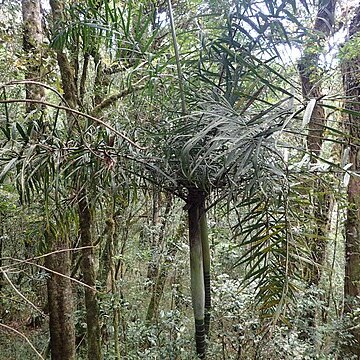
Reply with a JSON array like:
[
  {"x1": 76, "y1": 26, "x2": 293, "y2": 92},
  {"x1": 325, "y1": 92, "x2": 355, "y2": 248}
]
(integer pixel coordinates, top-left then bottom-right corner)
[
  {"x1": 79, "y1": 196, "x2": 102, "y2": 360},
  {"x1": 45, "y1": 230, "x2": 76, "y2": 360}
]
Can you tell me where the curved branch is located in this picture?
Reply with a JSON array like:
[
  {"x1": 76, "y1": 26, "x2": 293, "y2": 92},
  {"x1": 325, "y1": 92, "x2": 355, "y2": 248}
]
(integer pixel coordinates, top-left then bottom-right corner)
[
  {"x1": 0, "y1": 323, "x2": 44, "y2": 359},
  {"x1": 1, "y1": 80, "x2": 68, "y2": 106},
  {"x1": 1, "y1": 269, "x2": 45, "y2": 316}
]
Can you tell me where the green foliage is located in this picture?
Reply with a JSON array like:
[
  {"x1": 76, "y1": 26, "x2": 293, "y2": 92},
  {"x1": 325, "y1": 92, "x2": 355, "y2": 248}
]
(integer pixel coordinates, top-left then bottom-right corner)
[
  {"x1": 0, "y1": 0, "x2": 358, "y2": 358},
  {"x1": 339, "y1": 34, "x2": 360, "y2": 61}
]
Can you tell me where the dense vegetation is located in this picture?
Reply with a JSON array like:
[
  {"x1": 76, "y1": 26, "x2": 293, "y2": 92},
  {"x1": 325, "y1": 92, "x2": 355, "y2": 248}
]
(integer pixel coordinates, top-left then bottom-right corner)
[{"x1": 1, "y1": 0, "x2": 360, "y2": 358}]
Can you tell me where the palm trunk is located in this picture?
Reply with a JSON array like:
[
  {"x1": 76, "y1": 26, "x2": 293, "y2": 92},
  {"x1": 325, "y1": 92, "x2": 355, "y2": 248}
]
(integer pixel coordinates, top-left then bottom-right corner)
[
  {"x1": 200, "y1": 211, "x2": 211, "y2": 336},
  {"x1": 78, "y1": 196, "x2": 102, "y2": 360},
  {"x1": 45, "y1": 230, "x2": 76, "y2": 360},
  {"x1": 188, "y1": 189, "x2": 206, "y2": 358},
  {"x1": 342, "y1": 7, "x2": 360, "y2": 354}
]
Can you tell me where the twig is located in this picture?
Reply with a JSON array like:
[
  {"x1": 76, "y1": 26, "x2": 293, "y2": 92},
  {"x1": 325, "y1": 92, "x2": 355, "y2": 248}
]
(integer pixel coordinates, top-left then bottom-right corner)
[
  {"x1": 0, "y1": 246, "x2": 94, "y2": 271},
  {"x1": 2, "y1": 257, "x2": 96, "y2": 291},
  {"x1": 0, "y1": 269, "x2": 45, "y2": 316},
  {"x1": 1, "y1": 80, "x2": 68, "y2": 106},
  {"x1": 0, "y1": 323, "x2": 45, "y2": 360},
  {"x1": 27, "y1": 259, "x2": 96, "y2": 291}
]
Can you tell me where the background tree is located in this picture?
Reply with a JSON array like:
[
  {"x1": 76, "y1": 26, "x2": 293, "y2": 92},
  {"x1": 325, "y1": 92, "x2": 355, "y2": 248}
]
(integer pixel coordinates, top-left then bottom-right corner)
[
  {"x1": 298, "y1": 0, "x2": 336, "y2": 286},
  {"x1": 341, "y1": 4, "x2": 360, "y2": 356}
]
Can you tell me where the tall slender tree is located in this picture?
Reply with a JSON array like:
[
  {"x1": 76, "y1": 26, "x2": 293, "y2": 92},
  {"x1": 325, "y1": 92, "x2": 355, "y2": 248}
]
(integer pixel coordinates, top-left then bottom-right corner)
[
  {"x1": 48, "y1": 1, "x2": 102, "y2": 358},
  {"x1": 21, "y1": 2, "x2": 77, "y2": 359},
  {"x1": 298, "y1": 0, "x2": 336, "y2": 287},
  {"x1": 342, "y1": 4, "x2": 360, "y2": 355},
  {"x1": 78, "y1": 195, "x2": 102, "y2": 360}
]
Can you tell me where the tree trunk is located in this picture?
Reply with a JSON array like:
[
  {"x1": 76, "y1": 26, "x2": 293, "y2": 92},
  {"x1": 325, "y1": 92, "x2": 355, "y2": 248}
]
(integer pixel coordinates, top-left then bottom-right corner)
[
  {"x1": 101, "y1": 215, "x2": 116, "y2": 291},
  {"x1": 342, "y1": 6, "x2": 360, "y2": 354},
  {"x1": 49, "y1": 0, "x2": 78, "y2": 111},
  {"x1": 298, "y1": 0, "x2": 336, "y2": 142},
  {"x1": 146, "y1": 191, "x2": 172, "y2": 303},
  {"x1": 146, "y1": 188, "x2": 161, "y2": 286},
  {"x1": 21, "y1": 0, "x2": 44, "y2": 285},
  {"x1": 21, "y1": 3, "x2": 76, "y2": 357},
  {"x1": 100, "y1": 206, "x2": 121, "y2": 359},
  {"x1": 108, "y1": 219, "x2": 121, "y2": 360},
  {"x1": 188, "y1": 189, "x2": 206, "y2": 358},
  {"x1": 45, "y1": 230, "x2": 76, "y2": 360},
  {"x1": 78, "y1": 196, "x2": 102, "y2": 360},
  {"x1": 21, "y1": 0, "x2": 45, "y2": 111},
  {"x1": 0, "y1": 222, "x2": 4, "y2": 313},
  {"x1": 298, "y1": 0, "x2": 336, "y2": 287},
  {"x1": 201, "y1": 211, "x2": 211, "y2": 336}
]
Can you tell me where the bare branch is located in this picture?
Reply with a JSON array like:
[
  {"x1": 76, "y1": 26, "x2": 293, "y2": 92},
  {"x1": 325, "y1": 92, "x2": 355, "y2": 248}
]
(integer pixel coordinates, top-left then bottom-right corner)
[
  {"x1": 2, "y1": 257, "x2": 96, "y2": 291},
  {"x1": 0, "y1": 246, "x2": 94, "y2": 270},
  {"x1": 1, "y1": 80, "x2": 68, "y2": 106},
  {"x1": 91, "y1": 85, "x2": 145, "y2": 116},
  {"x1": 0, "y1": 269, "x2": 45, "y2": 316},
  {"x1": 0, "y1": 323, "x2": 45, "y2": 360}
]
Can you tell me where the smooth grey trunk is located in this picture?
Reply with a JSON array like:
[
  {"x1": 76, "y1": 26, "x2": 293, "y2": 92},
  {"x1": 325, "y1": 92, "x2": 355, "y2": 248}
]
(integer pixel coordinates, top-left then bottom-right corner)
[
  {"x1": 188, "y1": 189, "x2": 206, "y2": 358},
  {"x1": 200, "y1": 211, "x2": 211, "y2": 336}
]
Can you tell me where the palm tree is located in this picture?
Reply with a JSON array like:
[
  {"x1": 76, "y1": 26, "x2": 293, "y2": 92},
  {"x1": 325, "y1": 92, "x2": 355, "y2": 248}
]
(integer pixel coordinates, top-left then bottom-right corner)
[
  {"x1": 144, "y1": 85, "x2": 302, "y2": 356},
  {"x1": 142, "y1": 1, "x2": 307, "y2": 356}
]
